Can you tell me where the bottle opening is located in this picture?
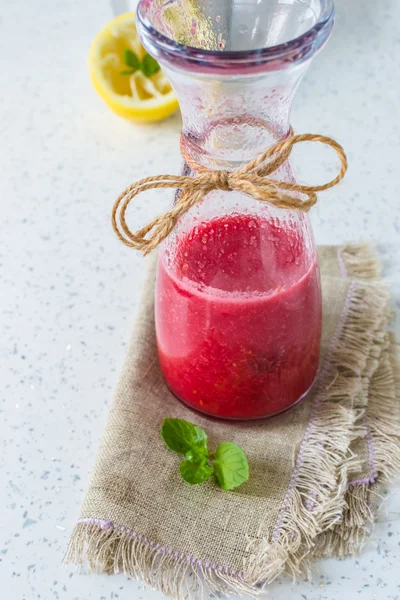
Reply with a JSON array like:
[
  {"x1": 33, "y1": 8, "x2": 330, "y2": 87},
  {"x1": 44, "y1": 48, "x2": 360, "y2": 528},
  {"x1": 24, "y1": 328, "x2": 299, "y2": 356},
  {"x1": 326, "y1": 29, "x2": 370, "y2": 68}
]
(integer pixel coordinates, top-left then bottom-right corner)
[{"x1": 137, "y1": 0, "x2": 334, "y2": 72}]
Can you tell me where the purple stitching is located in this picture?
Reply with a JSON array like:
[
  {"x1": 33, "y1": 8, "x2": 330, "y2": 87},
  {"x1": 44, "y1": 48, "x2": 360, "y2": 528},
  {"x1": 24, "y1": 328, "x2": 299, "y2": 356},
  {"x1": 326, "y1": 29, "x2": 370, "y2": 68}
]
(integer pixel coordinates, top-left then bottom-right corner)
[
  {"x1": 347, "y1": 423, "x2": 378, "y2": 488},
  {"x1": 337, "y1": 246, "x2": 348, "y2": 279},
  {"x1": 338, "y1": 248, "x2": 379, "y2": 491},
  {"x1": 365, "y1": 423, "x2": 377, "y2": 476},
  {"x1": 347, "y1": 473, "x2": 378, "y2": 488},
  {"x1": 271, "y1": 281, "x2": 357, "y2": 540},
  {"x1": 305, "y1": 490, "x2": 318, "y2": 512},
  {"x1": 76, "y1": 518, "x2": 242, "y2": 578}
]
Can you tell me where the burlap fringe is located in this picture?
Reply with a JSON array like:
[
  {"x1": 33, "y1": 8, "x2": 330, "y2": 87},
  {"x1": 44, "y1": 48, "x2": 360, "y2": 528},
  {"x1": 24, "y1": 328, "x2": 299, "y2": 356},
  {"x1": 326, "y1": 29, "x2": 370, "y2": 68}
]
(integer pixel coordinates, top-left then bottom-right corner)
[
  {"x1": 339, "y1": 241, "x2": 382, "y2": 280},
  {"x1": 308, "y1": 245, "x2": 400, "y2": 561},
  {"x1": 64, "y1": 520, "x2": 260, "y2": 599},
  {"x1": 245, "y1": 273, "x2": 391, "y2": 588},
  {"x1": 64, "y1": 244, "x2": 399, "y2": 599},
  {"x1": 312, "y1": 332, "x2": 400, "y2": 559}
]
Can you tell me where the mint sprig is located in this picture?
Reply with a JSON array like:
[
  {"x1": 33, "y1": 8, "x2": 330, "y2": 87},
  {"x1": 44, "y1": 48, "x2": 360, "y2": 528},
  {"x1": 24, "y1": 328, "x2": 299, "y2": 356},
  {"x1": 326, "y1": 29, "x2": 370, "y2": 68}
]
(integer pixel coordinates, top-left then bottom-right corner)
[
  {"x1": 123, "y1": 49, "x2": 140, "y2": 72},
  {"x1": 141, "y1": 53, "x2": 161, "y2": 77},
  {"x1": 161, "y1": 418, "x2": 249, "y2": 490},
  {"x1": 121, "y1": 48, "x2": 161, "y2": 77},
  {"x1": 213, "y1": 442, "x2": 249, "y2": 491},
  {"x1": 179, "y1": 456, "x2": 213, "y2": 485},
  {"x1": 161, "y1": 418, "x2": 208, "y2": 456}
]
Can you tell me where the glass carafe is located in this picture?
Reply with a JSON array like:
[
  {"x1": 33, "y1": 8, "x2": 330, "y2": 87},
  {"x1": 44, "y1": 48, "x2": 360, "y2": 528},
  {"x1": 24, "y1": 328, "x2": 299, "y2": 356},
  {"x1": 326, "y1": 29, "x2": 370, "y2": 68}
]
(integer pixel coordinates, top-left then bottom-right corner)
[{"x1": 137, "y1": 0, "x2": 334, "y2": 419}]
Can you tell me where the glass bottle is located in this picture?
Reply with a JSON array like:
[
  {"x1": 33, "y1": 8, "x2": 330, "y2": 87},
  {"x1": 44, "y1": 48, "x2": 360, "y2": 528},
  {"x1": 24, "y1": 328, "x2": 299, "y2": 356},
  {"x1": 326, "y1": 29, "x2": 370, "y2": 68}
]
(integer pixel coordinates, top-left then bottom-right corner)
[{"x1": 137, "y1": 0, "x2": 334, "y2": 419}]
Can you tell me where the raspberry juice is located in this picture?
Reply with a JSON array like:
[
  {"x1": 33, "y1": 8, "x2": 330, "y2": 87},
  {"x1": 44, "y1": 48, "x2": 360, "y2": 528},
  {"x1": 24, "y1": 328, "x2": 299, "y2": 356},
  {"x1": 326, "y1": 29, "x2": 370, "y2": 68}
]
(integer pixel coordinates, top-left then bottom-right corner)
[{"x1": 156, "y1": 213, "x2": 321, "y2": 419}]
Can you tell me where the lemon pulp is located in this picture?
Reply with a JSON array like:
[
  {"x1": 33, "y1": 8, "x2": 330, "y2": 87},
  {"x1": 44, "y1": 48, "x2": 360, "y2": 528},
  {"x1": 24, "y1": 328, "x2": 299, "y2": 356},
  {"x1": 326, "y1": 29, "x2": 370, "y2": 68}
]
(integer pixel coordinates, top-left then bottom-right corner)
[{"x1": 89, "y1": 13, "x2": 179, "y2": 123}]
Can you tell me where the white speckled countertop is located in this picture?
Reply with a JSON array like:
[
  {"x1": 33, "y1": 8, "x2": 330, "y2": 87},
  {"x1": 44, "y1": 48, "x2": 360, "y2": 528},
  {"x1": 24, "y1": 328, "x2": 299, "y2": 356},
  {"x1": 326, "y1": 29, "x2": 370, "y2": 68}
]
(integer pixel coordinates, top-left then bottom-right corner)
[{"x1": 1, "y1": 0, "x2": 400, "y2": 599}]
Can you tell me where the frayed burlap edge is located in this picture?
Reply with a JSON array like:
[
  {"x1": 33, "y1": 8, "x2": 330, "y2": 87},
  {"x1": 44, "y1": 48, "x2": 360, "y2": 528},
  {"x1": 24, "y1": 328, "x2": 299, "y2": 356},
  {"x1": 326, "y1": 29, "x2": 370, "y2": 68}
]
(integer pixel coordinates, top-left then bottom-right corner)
[
  {"x1": 64, "y1": 244, "x2": 399, "y2": 600},
  {"x1": 311, "y1": 331, "x2": 400, "y2": 561},
  {"x1": 245, "y1": 274, "x2": 391, "y2": 589},
  {"x1": 338, "y1": 241, "x2": 382, "y2": 280},
  {"x1": 309, "y1": 243, "x2": 400, "y2": 561}
]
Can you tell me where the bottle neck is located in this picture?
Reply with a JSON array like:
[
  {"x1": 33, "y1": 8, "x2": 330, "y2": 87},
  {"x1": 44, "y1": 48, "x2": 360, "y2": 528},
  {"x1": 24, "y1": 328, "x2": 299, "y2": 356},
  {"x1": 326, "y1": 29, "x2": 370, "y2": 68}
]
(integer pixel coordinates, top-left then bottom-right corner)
[{"x1": 163, "y1": 61, "x2": 310, "y2": 170}]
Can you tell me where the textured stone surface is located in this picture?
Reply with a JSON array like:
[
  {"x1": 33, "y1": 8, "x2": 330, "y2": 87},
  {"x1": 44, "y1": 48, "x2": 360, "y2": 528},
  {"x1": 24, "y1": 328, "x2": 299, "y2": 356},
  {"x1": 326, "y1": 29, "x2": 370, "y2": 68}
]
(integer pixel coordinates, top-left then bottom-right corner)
[{"x1": 1, "y1": 0, "x2": 399, "y2": 598}]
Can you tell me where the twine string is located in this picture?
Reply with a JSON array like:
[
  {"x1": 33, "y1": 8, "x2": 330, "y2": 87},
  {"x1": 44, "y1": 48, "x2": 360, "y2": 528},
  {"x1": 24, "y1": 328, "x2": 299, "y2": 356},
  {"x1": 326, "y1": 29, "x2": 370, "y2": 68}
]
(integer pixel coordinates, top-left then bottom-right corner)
[{"x1": 112, "y1": 131, "x2": 347, "y2": 256}]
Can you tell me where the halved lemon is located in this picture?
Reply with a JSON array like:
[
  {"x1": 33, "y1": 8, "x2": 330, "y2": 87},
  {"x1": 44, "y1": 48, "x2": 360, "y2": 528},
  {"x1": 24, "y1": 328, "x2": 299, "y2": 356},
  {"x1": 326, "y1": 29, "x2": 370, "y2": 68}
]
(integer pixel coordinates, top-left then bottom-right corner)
[{"x1": 89, "y1": 12, "x2": 179, "y2": 123}]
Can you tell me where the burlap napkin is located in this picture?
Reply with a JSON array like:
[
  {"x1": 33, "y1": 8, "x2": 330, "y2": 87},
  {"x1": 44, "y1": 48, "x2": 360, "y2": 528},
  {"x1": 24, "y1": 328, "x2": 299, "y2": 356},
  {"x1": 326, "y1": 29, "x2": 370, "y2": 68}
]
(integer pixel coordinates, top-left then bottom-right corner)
[{"x1": 65, "y1": 243, "x2": 400, "y2": 599}]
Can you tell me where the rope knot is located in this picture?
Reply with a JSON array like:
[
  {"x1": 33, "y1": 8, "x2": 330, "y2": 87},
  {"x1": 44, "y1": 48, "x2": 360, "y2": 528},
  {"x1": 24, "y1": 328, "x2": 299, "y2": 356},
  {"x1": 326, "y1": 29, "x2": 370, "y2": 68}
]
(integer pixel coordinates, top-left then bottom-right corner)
[
  {"x1": 210, "y1": 170, "x2": 232, "y2": 191},
  {"x1": 112, "y1": 131, "x2": 348, "y2": 255}
]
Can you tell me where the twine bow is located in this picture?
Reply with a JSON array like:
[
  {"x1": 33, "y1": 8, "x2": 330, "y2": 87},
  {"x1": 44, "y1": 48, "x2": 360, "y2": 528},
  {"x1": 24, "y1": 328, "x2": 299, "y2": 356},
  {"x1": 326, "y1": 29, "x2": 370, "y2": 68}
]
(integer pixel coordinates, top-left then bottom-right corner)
[{"x1": 112, "y1": 132, "x2": 347, "y2": 256}]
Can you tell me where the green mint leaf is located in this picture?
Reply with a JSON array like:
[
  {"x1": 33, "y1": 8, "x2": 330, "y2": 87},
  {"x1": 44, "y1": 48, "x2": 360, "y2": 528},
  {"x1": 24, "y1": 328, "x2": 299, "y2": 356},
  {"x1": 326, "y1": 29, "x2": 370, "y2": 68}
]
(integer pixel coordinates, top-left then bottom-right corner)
[
  {"x1": 161, "y1": 418, "x2": 208, "y2": 456},
  {"x1": 120, "y1": 69, "x2": 135, "y2": 76},
  {"x1": 213, "y1": 442, "x2": 249, "y2": 491},
  {"x1": 141, "y1": 53, "x2": 161, "y2": 77},
  {"x1": 179, "y1": 456, "x2": 213, "y2": 485},
  {"x1": 123, "y1": 49, "x2": 140, "y2": 71}
]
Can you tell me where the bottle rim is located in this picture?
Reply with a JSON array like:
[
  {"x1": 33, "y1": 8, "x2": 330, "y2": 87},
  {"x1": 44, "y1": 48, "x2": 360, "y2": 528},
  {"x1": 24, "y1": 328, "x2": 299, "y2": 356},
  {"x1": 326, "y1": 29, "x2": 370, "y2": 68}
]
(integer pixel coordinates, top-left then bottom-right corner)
[{"x1": 137, "y1": 0, "x2": 334, "y2": 74}]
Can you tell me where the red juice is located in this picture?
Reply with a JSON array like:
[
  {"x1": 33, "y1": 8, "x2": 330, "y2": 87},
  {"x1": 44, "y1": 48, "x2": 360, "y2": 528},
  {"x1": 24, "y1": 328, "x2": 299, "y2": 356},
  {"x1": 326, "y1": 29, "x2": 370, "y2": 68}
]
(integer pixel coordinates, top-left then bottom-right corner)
[{"x1": 156, "y1": 214, "x2": 322, "y2": 419}]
